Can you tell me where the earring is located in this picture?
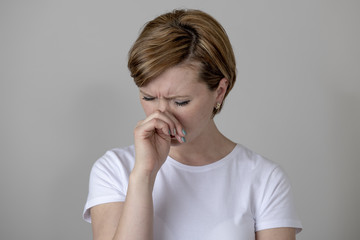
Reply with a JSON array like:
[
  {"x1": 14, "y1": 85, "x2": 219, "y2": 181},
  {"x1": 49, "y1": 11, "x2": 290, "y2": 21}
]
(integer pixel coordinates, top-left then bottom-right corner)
[{"x1": 215, "y1": 102, "x2": 221, "y2": 110}]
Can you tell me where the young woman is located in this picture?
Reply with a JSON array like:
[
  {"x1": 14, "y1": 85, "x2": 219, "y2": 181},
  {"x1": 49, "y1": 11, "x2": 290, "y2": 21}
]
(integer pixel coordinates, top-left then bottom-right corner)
[{"x1": 83, "y1": 9, "x2": 302, "y2": 240}]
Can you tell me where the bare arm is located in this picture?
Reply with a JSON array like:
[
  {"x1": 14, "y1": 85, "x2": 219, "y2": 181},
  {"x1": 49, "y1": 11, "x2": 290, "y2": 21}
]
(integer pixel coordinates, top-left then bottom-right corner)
[
  {"x1": 114, "y1": 170, "x2": 156, "y2": 240},
  {"x1": 91, "y1": 202, "x2": 124, "y2": 240},
  {"x1": 90, "y1": 110, "x2": 185, "y2": 240},
  {"x1": 255, "y1": 227, "x2": 296, "y2": 240},
  {"x1": 91, "y1": 172, "x2": 155, "y2": 240}
]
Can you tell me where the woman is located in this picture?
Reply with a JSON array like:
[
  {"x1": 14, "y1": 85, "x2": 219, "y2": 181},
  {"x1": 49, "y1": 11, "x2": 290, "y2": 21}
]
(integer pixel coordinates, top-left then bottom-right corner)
[{"x1": 83, "y1": 9, "x2": 302, "y2": 240}]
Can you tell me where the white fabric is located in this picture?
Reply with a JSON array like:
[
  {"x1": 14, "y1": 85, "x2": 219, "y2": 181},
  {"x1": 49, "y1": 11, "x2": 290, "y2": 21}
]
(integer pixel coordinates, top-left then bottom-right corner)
[{"x1": 83, "y1": 144, "x2": 302, "y2": 239}]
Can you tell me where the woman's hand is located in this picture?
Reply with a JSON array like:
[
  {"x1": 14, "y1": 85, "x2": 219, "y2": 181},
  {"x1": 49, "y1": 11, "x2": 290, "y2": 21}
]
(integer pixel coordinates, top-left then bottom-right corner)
[{"x1": 133, "y1": 110, "x2": 185, "y2": 178}]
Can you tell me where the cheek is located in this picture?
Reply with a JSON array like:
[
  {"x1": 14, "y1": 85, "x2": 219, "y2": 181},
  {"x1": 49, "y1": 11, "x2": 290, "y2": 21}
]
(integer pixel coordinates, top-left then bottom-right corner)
[
  {"x1": 175, "y1": 103, "x2": 213, "y2": 131},
  {"x1": 141, "y1": 102, "x2": 154, "y2": 116}
]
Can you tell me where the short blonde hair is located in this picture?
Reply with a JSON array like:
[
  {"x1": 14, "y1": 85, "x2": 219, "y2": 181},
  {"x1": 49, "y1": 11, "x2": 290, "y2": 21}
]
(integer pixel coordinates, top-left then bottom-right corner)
[{"x1": 128, "y1": 9, "x2": 236, "y2": 115}]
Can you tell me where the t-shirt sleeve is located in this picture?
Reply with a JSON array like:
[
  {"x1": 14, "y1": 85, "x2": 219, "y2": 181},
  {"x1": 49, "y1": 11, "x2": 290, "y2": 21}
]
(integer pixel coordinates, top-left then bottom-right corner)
[
  {"x1": 255, "y1": 166, "x2": 303, "y2": 233},
  {"x1": 82, "y1": 151, "x2": 130, "y2": 223}
]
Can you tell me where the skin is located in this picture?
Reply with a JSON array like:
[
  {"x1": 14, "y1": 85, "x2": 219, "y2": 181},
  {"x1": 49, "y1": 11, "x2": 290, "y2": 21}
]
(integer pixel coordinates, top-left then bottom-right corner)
[
  {"x1": 90, "y1": 63, "x2": 297, "y2": 240},
  {"x1": 138, "y1": 63, "x2": 235, "y2": 167}
]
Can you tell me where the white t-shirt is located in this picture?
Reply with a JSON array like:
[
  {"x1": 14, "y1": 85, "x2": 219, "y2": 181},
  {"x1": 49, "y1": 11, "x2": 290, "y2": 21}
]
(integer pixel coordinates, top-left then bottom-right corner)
[{"x1": 83, "y1": 144, "x2": 302, "y2": 239}]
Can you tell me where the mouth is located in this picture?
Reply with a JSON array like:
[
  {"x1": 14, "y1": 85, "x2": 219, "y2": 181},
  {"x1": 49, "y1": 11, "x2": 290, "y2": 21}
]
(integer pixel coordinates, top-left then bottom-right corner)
[{"x1": 170, "y1": 135, "x2": 181, "y2": 144}]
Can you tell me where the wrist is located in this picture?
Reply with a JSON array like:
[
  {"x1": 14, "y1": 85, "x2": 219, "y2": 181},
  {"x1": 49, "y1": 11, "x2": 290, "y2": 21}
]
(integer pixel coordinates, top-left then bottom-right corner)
[{"x1": 130, "y1": 167, "x2": 157, "y2": 189}]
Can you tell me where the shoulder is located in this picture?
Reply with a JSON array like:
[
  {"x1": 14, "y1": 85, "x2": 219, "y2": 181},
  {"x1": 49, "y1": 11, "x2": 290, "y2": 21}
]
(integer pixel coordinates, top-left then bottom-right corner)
[
  {"x1": 87, "y1": 145, "x2": 136, "y2": 197},
  {"x1": 84, "y1": 146, "x2": 135, "y2": 222},
  {"x1": 233, "y1": 144, "x2": 280, "y2": 174},
  {"x1": 90, "y1": 145, "x2": 136, "y2": 179},
  {"x1": 232, "y1": 144, "x2": 291, "y2": 192},
  {"x1": 233, "y1": 145, "x2": 302, "y2": 232},
  {"x1": 102, "y1": 145, "x2": 135, "y2": 162}
]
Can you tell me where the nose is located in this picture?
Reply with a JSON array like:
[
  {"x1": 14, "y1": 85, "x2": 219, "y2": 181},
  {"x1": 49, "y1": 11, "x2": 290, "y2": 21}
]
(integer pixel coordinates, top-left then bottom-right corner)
[{"x1": 157, "y1": 98, "x2": 169, "y2": 112}]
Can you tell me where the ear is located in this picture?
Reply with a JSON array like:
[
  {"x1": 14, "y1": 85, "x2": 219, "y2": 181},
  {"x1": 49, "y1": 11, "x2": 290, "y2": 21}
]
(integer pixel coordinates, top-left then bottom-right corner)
[{"x1": 215, "y1": 78, "x2": 229, "y2": 103}]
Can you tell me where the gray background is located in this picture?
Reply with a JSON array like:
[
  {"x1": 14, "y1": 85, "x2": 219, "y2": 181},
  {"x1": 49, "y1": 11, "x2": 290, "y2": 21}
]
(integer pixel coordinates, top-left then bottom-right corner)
[{"x1": 1, "y1": 0, "x2": 359, "y2": 239}]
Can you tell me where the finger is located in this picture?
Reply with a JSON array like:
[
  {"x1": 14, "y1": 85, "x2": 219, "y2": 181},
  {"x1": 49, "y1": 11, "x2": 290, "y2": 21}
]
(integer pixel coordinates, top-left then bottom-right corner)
[
  {"x1": 175, "y1": 133, "x2": 186, "y2": 143},
  {"x1": 161, "y1": 112, "x2": 186, "y2": 141},
  {"x1": 144, "y1": 110, "x2": 183, "y2": 136},
  {"x1": 158, "y1": 111, "x2": 182, "y2": 137},
  {"x1": 135, "y1": 118, "x2": 171, "y2": 140},
  {"x1": 142, "y1": 110, "x2": 186, "y2": 137},
  {"x1": 136, "y1": 117, "x2": 185, "y2": 144}
]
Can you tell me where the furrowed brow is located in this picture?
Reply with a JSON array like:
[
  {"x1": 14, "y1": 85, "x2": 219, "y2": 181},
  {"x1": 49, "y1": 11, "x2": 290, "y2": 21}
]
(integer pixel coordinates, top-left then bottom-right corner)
[
  {"x1": 139, "y1": 90, "x2": 190, "y2": 99},
  {"x1": 139, "y1": 90, "x2": 153, "y2": 96}
]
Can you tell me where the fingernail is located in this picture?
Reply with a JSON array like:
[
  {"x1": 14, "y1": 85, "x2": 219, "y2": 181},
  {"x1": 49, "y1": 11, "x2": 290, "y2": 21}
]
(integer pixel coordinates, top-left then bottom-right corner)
[
  {"x1": 168, "y1": 129, "x2": 171, "y2": 135},
  {"x1": 182, "y1": 129, "x2": 187, "y2": 136},
  {"x1": 173, "y1": 128, "x2": 177, "y2": 135},
  {"x1": 181, "y1": 137, "x2": 186, "y2": 143}
]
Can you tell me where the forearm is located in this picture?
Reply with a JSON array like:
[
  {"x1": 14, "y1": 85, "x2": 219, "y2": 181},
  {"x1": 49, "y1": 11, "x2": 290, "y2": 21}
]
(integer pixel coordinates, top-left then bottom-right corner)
[{"x1": 113, "y1": 169, "x2": 155, "y2": 240}]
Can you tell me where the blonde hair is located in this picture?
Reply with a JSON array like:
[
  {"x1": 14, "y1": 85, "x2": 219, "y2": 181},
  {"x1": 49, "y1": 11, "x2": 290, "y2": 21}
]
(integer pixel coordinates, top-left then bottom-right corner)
[{"x1": 128, "y1": 9, "x2": 236, "y2": 115}]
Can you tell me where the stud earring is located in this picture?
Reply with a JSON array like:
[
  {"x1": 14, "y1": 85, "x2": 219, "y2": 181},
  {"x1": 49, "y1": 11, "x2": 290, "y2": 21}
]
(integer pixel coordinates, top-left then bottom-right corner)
[{"x1": 215, "y1": 102, "x2": 221, "y2": 110}]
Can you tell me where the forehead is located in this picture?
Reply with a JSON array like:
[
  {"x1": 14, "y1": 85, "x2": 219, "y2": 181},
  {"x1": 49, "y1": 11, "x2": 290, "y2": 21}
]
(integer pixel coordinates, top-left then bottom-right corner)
[{"x1": 140, "y1": 64, "x2": 207, "y2": 96}]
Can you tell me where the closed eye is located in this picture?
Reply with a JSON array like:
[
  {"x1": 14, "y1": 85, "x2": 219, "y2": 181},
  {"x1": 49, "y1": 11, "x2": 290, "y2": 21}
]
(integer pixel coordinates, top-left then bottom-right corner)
[
  {"x1": 175, "y1": 100, "x2": 190, "y2": 106},
  {"x1": 142, "y1": 96, "x2": 155, "y2": 101}
]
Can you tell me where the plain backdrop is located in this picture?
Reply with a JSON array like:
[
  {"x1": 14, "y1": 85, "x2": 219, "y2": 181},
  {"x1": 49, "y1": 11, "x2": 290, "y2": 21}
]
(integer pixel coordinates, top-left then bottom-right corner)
[{"x1": 1, "y1": 0, "x2": 359, "y2": 239}]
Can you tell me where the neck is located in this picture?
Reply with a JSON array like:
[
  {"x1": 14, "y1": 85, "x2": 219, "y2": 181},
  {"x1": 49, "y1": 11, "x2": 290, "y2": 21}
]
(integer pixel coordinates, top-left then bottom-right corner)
[{"x1": 169, "y1": 121, "x2": 236, "y2": 166}]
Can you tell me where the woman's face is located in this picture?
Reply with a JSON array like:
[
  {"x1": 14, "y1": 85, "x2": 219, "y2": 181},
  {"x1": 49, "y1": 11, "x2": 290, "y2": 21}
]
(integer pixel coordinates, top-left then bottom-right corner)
[{"x1": 139, "y1": 64, "x2": 226, "y2": 146}]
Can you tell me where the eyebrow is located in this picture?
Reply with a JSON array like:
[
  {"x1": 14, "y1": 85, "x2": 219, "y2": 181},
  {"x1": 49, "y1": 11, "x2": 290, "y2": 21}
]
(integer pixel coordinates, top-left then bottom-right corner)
[{"x1": 139, "y1": 90, "x2": 190, "y2": 99}]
